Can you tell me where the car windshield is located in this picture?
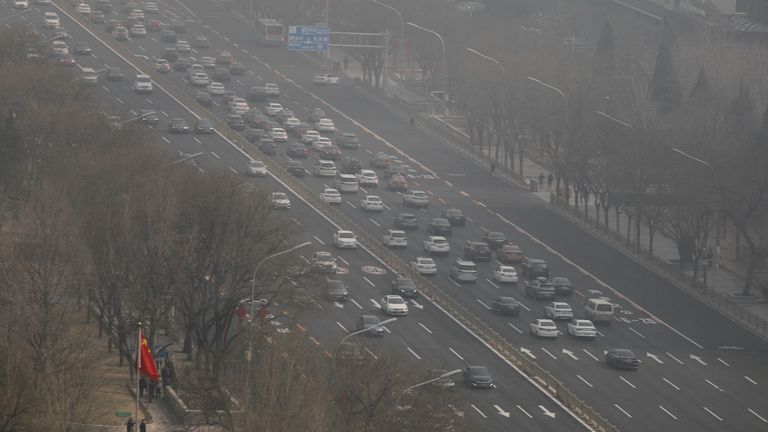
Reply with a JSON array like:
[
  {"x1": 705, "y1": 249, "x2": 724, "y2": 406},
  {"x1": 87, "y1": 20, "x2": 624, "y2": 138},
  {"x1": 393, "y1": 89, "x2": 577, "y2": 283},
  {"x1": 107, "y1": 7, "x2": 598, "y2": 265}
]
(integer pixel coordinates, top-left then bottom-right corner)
[
  {"x1": 433, "y1": 238, "x2": 448, "y2": 244},
  {"x1": 339, "y1": 232, "x2": 354, "y2": 239},
  {"x1": 273, "y1": 193, "x2": 287, "y2": 199},
  {"x1": 362, "y1": 316, "x2": 378, "y2": 325},
  {"x1": 250, "y1": 161, "x2": 264, "y2": 168},
  {"x1": 488, "y1": 232, "x2": 505, "y2": 239},
  {"x1": 388, "y1": 297, "x2": 404, "y2": 304},
  {"x1": 397, "y1": 279, "x2": 416, "y2": 288},
  {"x1": 469, "y1": 366, "x2": 489, "y2": 376},
  {"x1": 391, "y1": 232, "x2": 405, "y2": 238},
  {"x1": 499, "y1": 297, "x2": 516, "y2": 305}
]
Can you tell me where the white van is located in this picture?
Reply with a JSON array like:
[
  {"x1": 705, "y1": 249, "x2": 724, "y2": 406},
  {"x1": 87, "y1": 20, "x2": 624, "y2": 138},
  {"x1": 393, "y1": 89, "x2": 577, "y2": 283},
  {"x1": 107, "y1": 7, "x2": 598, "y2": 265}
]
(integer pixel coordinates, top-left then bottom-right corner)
[
  {"x1": 584, "y1": 298, "x2": 614, "y2": 324},
  {"x1": 333, "y1": 173, "x2": 359, "y2": 193},
  {"x1": 313, "y1": 160, "x2": 336, "y2": 177}
]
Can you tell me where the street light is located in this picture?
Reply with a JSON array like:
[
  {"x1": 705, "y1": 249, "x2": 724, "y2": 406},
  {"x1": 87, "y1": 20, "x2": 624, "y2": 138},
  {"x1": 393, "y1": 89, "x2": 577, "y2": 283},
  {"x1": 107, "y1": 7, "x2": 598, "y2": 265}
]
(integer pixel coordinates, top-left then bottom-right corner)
[
  {"x1": 372, "y1": 0, "x2": 404, "y2": 70},
  {"x1": 332, "y1": 317, "x2": 398, "y2": 366},
  {"x1": 171, "y1": 152, "x2": 204, "y2": 165},
  {"x1": 465, "y1": 48, "x2": 504, "y2": 81},
  {"x1": 407, "y1": 22, "x2": 447, "y2": 93},
  {"x1": 70, "y1": 68, "x2": 107, "y2": 84},
  {"x1": 394, "y1": 369, "x2": 463, "y2": 410}
]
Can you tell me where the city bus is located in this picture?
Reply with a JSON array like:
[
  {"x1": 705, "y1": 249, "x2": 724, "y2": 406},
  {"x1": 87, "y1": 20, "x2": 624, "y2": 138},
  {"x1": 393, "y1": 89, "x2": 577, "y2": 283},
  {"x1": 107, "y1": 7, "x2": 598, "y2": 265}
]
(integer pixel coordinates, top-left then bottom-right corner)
[{"x1": 255, "y1": 18, "x2": 284, "y2": 46}]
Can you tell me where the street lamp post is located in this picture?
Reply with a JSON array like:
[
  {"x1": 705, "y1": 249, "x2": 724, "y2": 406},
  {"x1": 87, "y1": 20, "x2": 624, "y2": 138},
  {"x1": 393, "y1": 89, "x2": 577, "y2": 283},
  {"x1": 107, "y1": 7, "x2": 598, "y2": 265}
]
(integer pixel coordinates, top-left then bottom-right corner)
[
  {"x1": 407, "y1": 22, "x2": 446, "y2": 94},
  {"x1": 332, "y1": 317, "x2": 398, "y2": 367},
  {"x1": 372, "y1": 0, "x2": 404, "y2": 71},
  {"x1": 465, "y1": 48, "x2": 504, "y2": 81},
  {"x1": 394, "y1": 369, "x2": 463, "y2": 410}
]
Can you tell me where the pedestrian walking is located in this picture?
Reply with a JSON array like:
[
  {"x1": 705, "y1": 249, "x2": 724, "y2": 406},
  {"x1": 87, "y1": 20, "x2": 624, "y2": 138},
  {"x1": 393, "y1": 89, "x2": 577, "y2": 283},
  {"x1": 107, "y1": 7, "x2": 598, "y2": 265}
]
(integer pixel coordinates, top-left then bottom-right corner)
[
  {"x1": 139, "y1": 419, "x2": 146, "y2": 432},
  {"x1": 342, "y1": 56, "x2": 348, "y2": 70},
  {"x1": 490, "y1": 162, "x2": 496, "y2": 174},
  {"x1": 547, "y1": 172, "x2": 554, "y2": 188},
  {"x1": 127, "y1": 418, "x2": 135, "y2": 432},
  {"x1": 538, "y1": 172, "x2": 545, "y2": 186},
  {"x1": 148, "y1": 381, "x2": 156, "y2": 403},
  {"x1": 138, "y1": 377, "x2": 147, "y2": 398}
]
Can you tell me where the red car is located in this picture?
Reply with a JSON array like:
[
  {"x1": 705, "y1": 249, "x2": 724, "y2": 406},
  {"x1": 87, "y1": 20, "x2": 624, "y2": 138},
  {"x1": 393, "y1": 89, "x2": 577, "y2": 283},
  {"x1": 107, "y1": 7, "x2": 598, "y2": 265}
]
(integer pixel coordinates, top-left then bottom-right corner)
[
  {"x1": 57, "y1": 53, "x2": 76, "y2": 66},
  {"x1": 146, "y1": 19, "x2": 163, "y2": 32},
  {"x1": 320, "y1": 145, "x2": 342, "y2": 160}
]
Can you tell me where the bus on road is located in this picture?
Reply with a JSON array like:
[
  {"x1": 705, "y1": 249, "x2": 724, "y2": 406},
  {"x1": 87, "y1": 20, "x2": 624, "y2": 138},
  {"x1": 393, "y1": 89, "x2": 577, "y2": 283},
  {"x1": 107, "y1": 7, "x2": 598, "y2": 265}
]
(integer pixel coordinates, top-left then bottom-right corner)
[{"x1": 256, "y1": 18, "x2": 284, "y2": 46}]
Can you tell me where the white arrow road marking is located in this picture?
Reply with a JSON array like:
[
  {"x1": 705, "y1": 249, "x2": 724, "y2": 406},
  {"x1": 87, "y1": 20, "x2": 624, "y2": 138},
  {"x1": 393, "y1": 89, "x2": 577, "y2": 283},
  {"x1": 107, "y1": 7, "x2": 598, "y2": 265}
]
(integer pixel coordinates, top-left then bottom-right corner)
[
  {"x1": 659, "y1": 405, "x2": 678, "y2": 420},
  {"x1": 716, "y1": 357, "x2": 730, "y2": 367},
  {"x1": 365, "y1": 347, "x2": 378, "y2": 360},
  {"x1": 705, "y1": 379, "x2": 724, "y2": 392},
  {"x1": 448, "y1": 348, "x2": 464, "y2": 360},
  {"x1": 516, "y1": 405, "x2": 533, "y2": 419},
  {"x1": 520, "y1": 347, "x2": 537, "y2": 359},
  {"x1": 690, "y1": 354, "x2": 707, "y2": 365},
  {"x1": 666, "y1": 352, "x2": 684, "y2": 365},
  {"x1": 541, "y1": 347, "x2": 557, "y2": 359},
  {"x1": 313, "y1": 235, "x2": 325, "y2": 245},
  {"x1": 346, "y1": 201, "x2": 356, "y2": 209},
  {"x1": 471, "y1": 404, "x2": 487, "y2": 418},
  {"x1": 703, "y1": 407, "x2": 723, "y2": 422},
  {"x1": 336, "y1": 322, "x2": 348, "y2": 333},
  {"x1": 407, "y1": 347, "x2": 421, "y2": 360},
  {"x1": 749, "y1": 408, "x2": 768, "y2": 423},
  {"x1": 562, "y1": 349, "x2": 579, "y2": 360},
  {"x1": 577, "y1": 375, "x2": 593, "y2": 388},
  {"x1": 418, "y1": 322, "x2": 432, "y2": 333},
  {"x1": 333, "y1": 302, "x2": 344, "y2": 309},
  {"x1": 410, "y1": 300, "x2": 424, "y2": 310},
  {"x1": 508, "y1": 323, "x2": 523, "y2": 334},
  {"x1": 449, "y1": 404, "x2": 464, "y2": 417},
  {"x1": 582, "y1": 349, "x2": 600, "y2": 361},
  {"x1": 745, "y1": 376, "x2": 758, "y2": 385},
  {"x1": 538, "y1": 406, "x2": 556, "y2": 418},
  {"x1": 370, "y1": 299, "x2": 381, "y2": 309},
  {"x1": 349, "y1": 299, "x2": 363, "y2": 310},
  {"x1": 615, "y1": 404, "x2": 632, "y2": 418},
  {"x1": 362, "y1": 277, "x2": 375, "y2": 287},
  {"x1": 620, "y1": 376, "x2": 636, "y2": 389},
  {"x1": 476, "y1": 299, "x2": 491, "y2": 310},
  {"x1": 647, "y1": 352, "x2": 664, "y2": 364},
  {"x1": 663, "y1": 378, "x2": 680, "y2": 390},
  {"x1": 494, "y1": 405, "x2": 510, "y2": 418}
]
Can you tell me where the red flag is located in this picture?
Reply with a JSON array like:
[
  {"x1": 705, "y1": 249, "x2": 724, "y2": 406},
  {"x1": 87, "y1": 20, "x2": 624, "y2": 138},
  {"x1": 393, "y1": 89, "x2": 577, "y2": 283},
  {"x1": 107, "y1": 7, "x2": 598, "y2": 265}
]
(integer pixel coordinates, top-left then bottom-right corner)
[{"x1": 138, "y1": 331, "x2": 159, "y2": 382}]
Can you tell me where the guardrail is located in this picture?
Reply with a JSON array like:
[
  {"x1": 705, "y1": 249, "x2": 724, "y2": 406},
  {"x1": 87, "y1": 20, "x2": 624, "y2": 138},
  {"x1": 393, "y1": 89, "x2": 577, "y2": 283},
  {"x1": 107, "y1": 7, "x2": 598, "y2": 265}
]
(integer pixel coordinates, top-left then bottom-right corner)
[{"x1": 58, "y1": 6, "x2": 617, "y2": 430}]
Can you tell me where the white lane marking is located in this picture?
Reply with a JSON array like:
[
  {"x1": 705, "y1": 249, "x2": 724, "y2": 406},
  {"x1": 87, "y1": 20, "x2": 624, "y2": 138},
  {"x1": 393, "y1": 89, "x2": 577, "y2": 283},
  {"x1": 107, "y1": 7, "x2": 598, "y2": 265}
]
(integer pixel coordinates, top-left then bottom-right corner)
[
  {"x1": 690, "y1": 354, "x2": 708, "y2": 365},
  {"x1": 362, "y1": 277, "x2": 375, "y2": 287},
  {"x1": 517, "y1": 301, "x2": 531, "y2": 312},
  {"x1": 659, "y1": 405, "x2": 678, "y2": 420},
  {"x1": 337, "y1": 256, "x2": 349, "y2": 266},
  {"x1": 365, "y1": 347, "x2": 378, "y2": 359},
  {"x1": 705, "y1": 379, "x2": 724, "y2": 392},
  {"x1": 629, "y1": 327, "x2": 646, "y2": 339},
  {"x1": 193, "y1": 137, "x2": 202, "y2": 144},
  {"x1": 703, "y1": 407, "x2": 723, "y2": 422},
  {"x1": 369, "y1": 218, "x2": 380, "y2": 227},
  {"x1": 300, "y1": 256, "x2": 311, "y2": 264},
  {"x1": 345, "y1": 201, "x2": 356, "y2": 209},
  {"x1": 407, "y1": 347, "x2": 422, "y2": 360},
  {"x1": 619, "y1": 376, "x2": 636, "y2": 389},
  {"x1": 228, "y1": 166, "x2": 238, "y2": 173},
  {"x1": 520, "y1": 347, "x2": 536, "y2": 359},
  {"x1": 508, "y1": 323, "x2": 523, "y2": 334},
  {"x1": 115, "y1": 97, "x2": 124, "y2": 104},
  {"x1": 210, "y1": 151, "x2": 220, "y2": 159},
  {"x1": 449, "y1": 278, "x2": 461, "y2": 287},
  {"x1": 160, "y1": 110, "x2": 168, "y2": 117},
  {"x1": 561, "y1": 349, "x2": 579, "y2": 360},
  {"x1": 716, "y1": 357, "x2": 730, "y2": 367},
  {"x1": 161, "y1": 137, "x2": 170, "y2": 143},
  {"x1": 541, "y1": 347, "x2": 557, "y2": 360},
  {"x1": 313, "y1": 235, "x2": 325, "y2": 245},
  {"x1": 350, "y1": 299, "x2": 363, "y2": 310},
  {"x1": 418, "y1": 322, "x2": 432, "y2": 334},
  {"x1": 663, "y1": 378, "x2": 680, "y2": 390},
  {"x1": 666, "y1": 352, "x2": 684, "y2": 365},
  {"x1": 290, "y1": 217, "x2": 301, "y2": 226},
  {"x1": 749, "y1": 408, "x2": 768, "y2": 423},
  {"x1": 370, "y1": 299, "x2": 381, "y2": 309},
  {"x1": 382, "y1": 203, "x2": 391, "y2": 211},
  {"x1": 517, "y1": 405, "x2": 533, "y2": 419},
  {"x1": 102, "y1": 86, "x2": 110, "y2": 92},
  {"x1": 577, "y1": 375, "x2": 593, "y2": 388},
  {"x1": 476, "y1": 299, "x2": 491, "y2": 310},
  {"x1": 336, "y1": 321, "x2": 348, "y2": 333},
  {"x1": 459, "y1": 190, "x2": 469, "y2": 197},
  {"x1": 448, "y1": 348, "x2": 464, "y2": 360},
  {"x1": 745, "y1": 376, "x2": 758, "y2": 385},
  {"x1": 466, "y1": 216, "x2": 475, "y2": 223},
  {"x1": 144, "y1": 97, "x2": 153, "y2": 104},
  {"x1": 486, "y1": 278, "x2": 501, "y2": 289},
  {"x1": 582, "y1": 349, "x2": 600, "y2": 361},
  {"x1": 470, "y1": 404, "x2": 487, "y2": 418},
  {"x1": 614, "y1": 404, "x2": 632, "y2": 418}
]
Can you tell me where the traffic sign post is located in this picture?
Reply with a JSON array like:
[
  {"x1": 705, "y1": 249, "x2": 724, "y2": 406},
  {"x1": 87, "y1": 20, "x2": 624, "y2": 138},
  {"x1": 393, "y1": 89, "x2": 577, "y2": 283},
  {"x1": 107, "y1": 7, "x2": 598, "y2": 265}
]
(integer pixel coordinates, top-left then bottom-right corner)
[{"x1": 287, "y1": 26, "x2": 329, "y2": 52}]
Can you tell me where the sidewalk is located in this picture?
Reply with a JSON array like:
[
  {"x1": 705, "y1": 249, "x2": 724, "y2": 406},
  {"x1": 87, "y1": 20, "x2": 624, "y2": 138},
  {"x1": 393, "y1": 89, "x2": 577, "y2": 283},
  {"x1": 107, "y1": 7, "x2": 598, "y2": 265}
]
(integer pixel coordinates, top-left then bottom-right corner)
[{"x1": 327, "y1": 47, "x2": 768, "y2": 340}]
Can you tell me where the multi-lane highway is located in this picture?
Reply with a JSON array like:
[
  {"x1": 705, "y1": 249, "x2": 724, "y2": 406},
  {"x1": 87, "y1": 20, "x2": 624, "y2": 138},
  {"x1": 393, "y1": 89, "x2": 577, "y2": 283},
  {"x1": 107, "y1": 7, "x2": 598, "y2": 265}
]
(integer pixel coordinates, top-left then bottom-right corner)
[{"x1": 11, "y1": 0, "x2": 768, "y2": 430}]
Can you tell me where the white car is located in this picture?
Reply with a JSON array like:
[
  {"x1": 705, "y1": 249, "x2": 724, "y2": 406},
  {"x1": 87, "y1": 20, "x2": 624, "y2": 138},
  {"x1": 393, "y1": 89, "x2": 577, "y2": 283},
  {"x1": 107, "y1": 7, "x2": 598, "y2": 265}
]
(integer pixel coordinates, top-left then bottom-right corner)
[
  {"x1": 128, "y1": 9, "x2": 144, "y2": 21},
  {"x1": 132, "y1": 74, "x2": 154, "y2": 94},
  {"x1": 567, "y1": 319, "x2": 597, "y2": 339},
  {"x1": 383, "y1": 230, "x2": 407, "y2": 248},
  {"x1": 313, "y1": 160, "x2": 336, "y2": 177},
  {"x1": 190, "y1": 72, "x2": 210, "y2": 87},
  {"x1": 360, "y1": 195, "x2": 384, "y2": 211},
  {"x1": 207, "y1": 82, "x2": 226, "y2": 95},
  {"x1": 80, "y1": 68, "x2": 99, "y2": 85},
  {"x1": 247, "y1": 160, "x2": 268, "y2": 177},
  {"x1": 201, "y1": 56, "x2": 217, "y2": 69},
  {"x1": 402, "y1": 190, "x2": 429, "y2": 208},
  {"x1": 129, "y1": 24, "x2": 147, "y2": 37},
  {"x1": 52, "y1": 40, "x2": 68, "y2": 54},
  {"x1": 315, "y1": 118, "x2": 336, "y2": 133},
  {"x1": 301, "y1": 130, "x2": 320, "y2": 144},
  {"x1": 270, "y1": 192, "x2": 291, "y2": 209},
  {"x1": 76, "y1": 3, "x2": 91, "y2": 14},
  {"x1": 544, "y1": 302, "x2": 574, "y2": 320},
  {"x1": 320, "y1": 188, "x2": 342, "y2": 205},
  {"x1": 44, "y1": 12, "x2": 60, "y2": 28},
  {"x1": 265, "y1": 103, "x2": 283, "y2": 116},
  {"x1": 283, "y1": 117, "x2": 301, "y2": 129},
  {"x1": 312, "y1": 251, "x2": 337, "y2": 273},
  {"x1": 12, "y1": 0, "x2": 29, "y2": 9},
  {"x1": 410, "y1": 257, "x2": 437, "y2": 275},
  {"x1": 313, "y1": 73, "x2": 340, "y2": 85},
  {"x1": 176, "y1": 41, "x2": 191, "y2": 53},
  {"x1": 265, "y1": 82, "x2": 280, "y2": 96},
  {"x1": 144, "y1": 2, "x2": 159, "y2": 13},
  {"x1": 380, "y1": 295, "x2": 408, "y2": 316},
  {"x1": 333, "y1": 230, "x2": 358, "y2": 249},
  {"x1": 269, "y1": 127, "x2": 288, "y2": 142},
  {"x1": 357, "y1": 169, "x2": 379, "y2": 187},
  {"x1": 423, "y1": 236, "x2": 450, "y2": 255},
  {"x1": 492, "y1": 265, "x2": 518, "y2": 284},
  {"x1": 188, "y1": 64, "x2": 205, "y2": 78},
  {"x1": 311, "y1": 137, "x2": 333, "y2": 151},
  {"x1": 529, "y1": 319, "x2": 558, "y2": 338}
]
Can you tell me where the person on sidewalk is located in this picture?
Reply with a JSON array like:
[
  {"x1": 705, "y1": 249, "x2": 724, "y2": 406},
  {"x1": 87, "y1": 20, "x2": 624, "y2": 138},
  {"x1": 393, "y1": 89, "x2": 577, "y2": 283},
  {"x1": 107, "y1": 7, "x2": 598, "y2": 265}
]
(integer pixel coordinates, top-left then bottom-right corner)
[
  {"x1": 343, "y1": 56, "x2": 348, "y2": 70},
  {"x1": 490, "y1": 162, "x2": 496, "y2": 175},
  {"x1": 139, "y1": 377, "x2": 147, "y2": 398},
  {"x1": 139, "y1": 419, "x2": 147, "y2": 432},
  {"x1": 148, "y1": 381, "x2": 156, "y2": 403},
  {"x1": 127, "y1": 418, "x2": 135, "y2": 432},
  {"x1": 547, "y1": 172, "x2": 554, "y2": 188},
  {"x1": 538, "y1": 172, "x2": 545, "y2": 187}
]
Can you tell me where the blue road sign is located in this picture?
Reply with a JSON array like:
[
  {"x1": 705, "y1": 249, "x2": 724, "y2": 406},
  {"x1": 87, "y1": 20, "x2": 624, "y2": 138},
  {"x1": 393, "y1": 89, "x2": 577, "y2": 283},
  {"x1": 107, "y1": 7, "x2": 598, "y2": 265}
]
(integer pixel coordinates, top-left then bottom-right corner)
[{"x1": 288, "y1": 26, "x2": 329, "y2": 52}]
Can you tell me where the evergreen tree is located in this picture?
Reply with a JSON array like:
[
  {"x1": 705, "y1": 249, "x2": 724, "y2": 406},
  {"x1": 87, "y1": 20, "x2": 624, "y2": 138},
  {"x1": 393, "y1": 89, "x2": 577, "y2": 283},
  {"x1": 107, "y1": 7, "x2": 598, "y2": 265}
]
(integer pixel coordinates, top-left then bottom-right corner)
[
  {"x1": 688, "y1": 67, "x2": 709, "y2": 99},
  {"x1": 649, "y1": 37, "x2": 682, "y2": 113},
  {"x1": 0, "y1": 113, "x2": 24, "y2": 194},
  {"x1": 593, "y1": 20, "x2": 615, "y2": 79}
]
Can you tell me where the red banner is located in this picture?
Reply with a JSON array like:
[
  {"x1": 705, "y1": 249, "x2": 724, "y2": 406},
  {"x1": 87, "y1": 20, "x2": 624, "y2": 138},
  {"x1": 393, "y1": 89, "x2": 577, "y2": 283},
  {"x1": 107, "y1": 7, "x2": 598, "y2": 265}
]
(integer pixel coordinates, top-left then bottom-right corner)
[{"x1": 138, "y1": 331, "x2": 159, "y2": 382}]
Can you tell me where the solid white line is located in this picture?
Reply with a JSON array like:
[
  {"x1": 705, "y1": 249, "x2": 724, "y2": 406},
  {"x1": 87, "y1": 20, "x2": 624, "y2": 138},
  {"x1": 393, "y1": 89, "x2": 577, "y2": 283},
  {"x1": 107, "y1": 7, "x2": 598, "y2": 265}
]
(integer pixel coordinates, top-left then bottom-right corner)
[
  {"x1": 365, "y1": 347, "x2": 378, "y2": 359},
  {"x1": 337, "y1": 256, "x2": 349, "y2": 266},
  {"x1": 448, "y1": 348, "x2": 464, "y2": 360},
  {"x1": 659, "y1": 405, "x2": 678, "y2": 420},
  {"x1": 210, "y1": 151, "x2": 220, "y2": 159},
  {"x1": 470, "y1": 404, "x2": 487, "y2": 418},
  {"x1": 476, "y1": 299, "x2": 491, "y2": 310},
  {"x1": 350, "y1": 299, "x2": 363, "y2": 310},
  {"x1": 362, "y1": 277, "x2": 375, "y2": 287},
  {"x1": 705, "y1": 379, "x2": 724, "y2": 392},
  {"x1": 508, "y1": 323, "x2": 523, "y2": 334},
  {"x1": 614, "y1": 404, "x2": 632, "y2": 418},
  {"x1": 336, "y1": 322, "x2": 348, "y2": 333},
  {"x1": 369, "y1": 218, "x2": 380, "y2": 227},
  {"x1": 703, "y1": 407, "x2": 723, "y2": 422},
  {"x1": 745, "y1": 376, "x2": 758, "y2": 385},
  {"x1": 628, "y1": 327, "x2": 646, "y2": 339},
  {"x1": 541, "y1": 348, "x2": 557, "y2": 360},
  {"x1": 418, "y1": 322, "x2": 432, "y2": 334},
  {"x1": 407, "y1": 347, "x2": 422, "y2": 360},
  {"x1": 313, "y1": 235, "x2": 325, "y2": 245},
  {"x1": 619, "y1": 376, "x2": 636, "y2": 389},
  {"x1": 748, "y1": 408, "x2": 768, "y2": 423},
  {"x1": 582, "y1": 349, "x2": 600, "y2": 361},
  {"x1": 716, "y1": 357, "x2": 730, "y2": 367},
  {"x1": 517, "y1": 405, "x2": 533, "y2": 418},
  {"x1": 666, "y1": 352, "x2": 685, "y2": 365},
  {"x1": 663, "y1": 378, "x2": 680, "y2": 390},
  {"x1": 577, "y1": 375, "x2": 593, "y2": 388}
]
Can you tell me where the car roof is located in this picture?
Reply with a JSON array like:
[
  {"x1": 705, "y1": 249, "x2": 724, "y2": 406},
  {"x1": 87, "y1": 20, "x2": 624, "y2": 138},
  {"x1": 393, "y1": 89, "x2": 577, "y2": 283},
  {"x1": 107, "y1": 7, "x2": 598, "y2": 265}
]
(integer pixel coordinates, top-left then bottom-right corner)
[{"x1": 498, "y1": 265, "x2": 516, "y2": 271}]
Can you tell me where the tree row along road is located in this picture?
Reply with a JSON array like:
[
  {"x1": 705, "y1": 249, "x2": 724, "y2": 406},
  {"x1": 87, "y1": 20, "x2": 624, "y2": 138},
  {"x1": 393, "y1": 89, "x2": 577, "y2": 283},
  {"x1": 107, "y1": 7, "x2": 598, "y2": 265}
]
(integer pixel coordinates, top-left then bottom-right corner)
[{"x1": 37, "y1": 0, "x2": 759, "y2": 430}]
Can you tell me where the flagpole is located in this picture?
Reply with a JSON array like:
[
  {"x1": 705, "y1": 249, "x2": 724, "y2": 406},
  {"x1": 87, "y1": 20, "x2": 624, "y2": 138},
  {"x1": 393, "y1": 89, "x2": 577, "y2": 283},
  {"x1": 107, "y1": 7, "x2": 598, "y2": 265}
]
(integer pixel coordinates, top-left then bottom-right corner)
[{"x1": 136, "y1": 322, "x2": 141, "y2": 423}]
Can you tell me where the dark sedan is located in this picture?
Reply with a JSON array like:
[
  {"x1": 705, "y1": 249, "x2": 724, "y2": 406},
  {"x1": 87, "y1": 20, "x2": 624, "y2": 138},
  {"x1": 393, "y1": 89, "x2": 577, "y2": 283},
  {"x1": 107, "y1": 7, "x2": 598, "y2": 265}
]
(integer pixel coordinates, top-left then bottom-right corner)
[
  {"x1": 74, "y1": 42, "x2": 92, "y2": 55},
  {"x1": 284, "y1": 160, "x2": 306, "y2": 177},
  {"x1": 464, "y1": 241, "x2": 492, "y2": 261},
  {"x1": 443, "y1": 208, "x2": 466, "y2": 226},
  {"x1": 320, "y1": 145, "x2": 342, "y2": 160},
  {"x1": 286, "y1": 142, "x2": 308, "y2": 158},
  {"x1": 464, "y1": 366, "x2": 495, "y2": 389},
  {"x1": 356, "y1": 315, "x2": 385, "y2": 337},
  {"x1": 337, "y1": 132, "x2": 360, "y2": 149},
  {"x1": 482, "y1": 231, "x2": 507, "y2": 249},
  {"x1": 549, "y1": 277, "x2": 573, "y2": 295},
  {"x1": 606, "y1": 348, "x2": 641, "y2": 370},
  {"x1": 194, "y1": 119, "x2": 215, "y2": 134},
  {"x1": 394, "y1": 213, "x2": 419, "y2": 230},
  {"x1": 194, "y1": 91, "x2": 213, "y2": 106},
  {"x1": 168, "y1": 118, "x2": 189, "y2": 134},
  {"x1": 391, "y1": 277, "x2": 418, "y2": 298},
  {"x1": 325, "y1": 279, "x2": 349, "y2": 302},
  {"x1": 427, "y1": 218, "x2": 452, "y2": 236},
  {"x1": 491, "y1": 296, "x2": 521, "y2": 316}
]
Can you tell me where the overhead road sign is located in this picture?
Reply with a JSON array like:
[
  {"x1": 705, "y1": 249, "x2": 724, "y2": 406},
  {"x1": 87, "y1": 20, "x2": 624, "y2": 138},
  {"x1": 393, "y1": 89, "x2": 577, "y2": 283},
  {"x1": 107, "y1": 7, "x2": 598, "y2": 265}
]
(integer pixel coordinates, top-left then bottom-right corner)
[{"x1": 288, "y1": 26, "x2": 329, "y2": 52}]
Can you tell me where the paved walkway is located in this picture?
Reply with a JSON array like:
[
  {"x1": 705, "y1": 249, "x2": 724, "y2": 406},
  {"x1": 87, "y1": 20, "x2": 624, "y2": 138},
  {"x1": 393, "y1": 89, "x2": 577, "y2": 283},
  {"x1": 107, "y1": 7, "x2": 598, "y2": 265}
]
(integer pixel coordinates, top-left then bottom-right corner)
[{"x1": 326, "y1": 47, "x2": 768, "y2": 340}]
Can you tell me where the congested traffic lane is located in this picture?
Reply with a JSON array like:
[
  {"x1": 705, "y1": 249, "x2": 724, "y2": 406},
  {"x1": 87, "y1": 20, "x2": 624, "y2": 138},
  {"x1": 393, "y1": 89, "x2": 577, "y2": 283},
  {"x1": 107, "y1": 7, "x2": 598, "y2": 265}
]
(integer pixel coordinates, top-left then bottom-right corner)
[
  {"x1": 144, "y1": 1, "x2": 768, "y2": 430},
  {"x1": 25, "y1": 2, "x2": 590, "y2": 430}
]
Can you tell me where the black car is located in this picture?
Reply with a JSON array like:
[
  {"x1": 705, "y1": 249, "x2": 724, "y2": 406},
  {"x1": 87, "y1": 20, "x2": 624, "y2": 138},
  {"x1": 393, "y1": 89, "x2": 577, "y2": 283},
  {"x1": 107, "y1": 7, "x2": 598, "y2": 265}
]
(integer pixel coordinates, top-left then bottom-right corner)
[
  {"x1": 356, "y1": 315, "x2": 385, "y2": 337},
  {"x1": 285, "y1": 160, "x2": 305, "y2": 177},
  {"x1": 212, "y1": 67, "x2": 230, "y2": 82},
  {"x1": 170, "y1": 20, "x2": 186, "y2": 34},
  {"x1": 228, "y1": 62, "x2": 245, "y2": 75},
  {"x1": 523, "y1": 278, "x2": 556, "y2": 300},
  {"x1": 172, "y1": 57, "x2": 192, "y2": 71},
  {"x1": 168, "y1": 118, "x2": 190, "y2": 134},
  {"x1": 464, "y1": 366, "x2": 495, "y2": 389},
  {"x1": 482, "y1": 231, "x2": 507, "y2": 249},
  {"x1": 194, "y1": 119, "x2": 215, "y2": 134},
  {"x1": 443, "y1": 208, "x2": 466, "y2": 226},
  {"x1": 606, "y1": 348, "x2": 641, "y2": 370},
  {"x1": 247, "y1": 86, "x2": 267, "y2": 102},
  {"x1": 226, "y1": 114, "x2": 246, "y2": 131},
  {"x1": 464, "y1": 242, "x2": 492, "y2": 261},
  {"x1": 259, "y1": 138, "x2": 276, "y2": 155},
  {"x1": 491, "y1": 296, "x2": 521, "y2": 315},
  {"x1": 340, "y1": 157, "x2": 363, "y2": 174},
  {"x1": 549, "y1": 277, "x2": 573, "y2": 295},
  {"x1": 286, "y1": 142, "x2": 308, "y2": 158},
  {"x1": 161, "y1": 47, "x2": 178, "y2": 62},
  {"x1": 337, "y1": 132, "x2": 360, "y2": 149},
  {"x1": 391, "y1": 277, "x2": 418, "y2": 298},
  {"x1": 192, "y1": 34, "x2": 211, "y2": 48},
  {"x1": 105, "y1": 67, "x2": 125, "y2": 81},
  {"x1": 325, "y1": 279, "x2": 349, "y2": 302},
  {"x1": 384, "y1": 164, "x2": 407, "y2": 179},
  {"x1": 195, "y1": 91, "x2": 213, "y2": 106},
  {"x1": 139, "y1": 109, "x2": 159, "y2": 125},
  {"x1": 394, "y1": 213, "x2": 419, "y2": 230},
  {"x1": 427, "y1": 218, "x2": 452, "y2": 236},
  {"x1": 521, "y1": 257, "x2": 549, "y2": 279},
  {"x1": 74, "y1": 42, "x2": 92, "y2": 55},
  {"x1": 160, "y1": 30, "x2": 178, "y2": 43},
  {"x1": 244, "y1": 127, "x2": 267, "y2": 143}
]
